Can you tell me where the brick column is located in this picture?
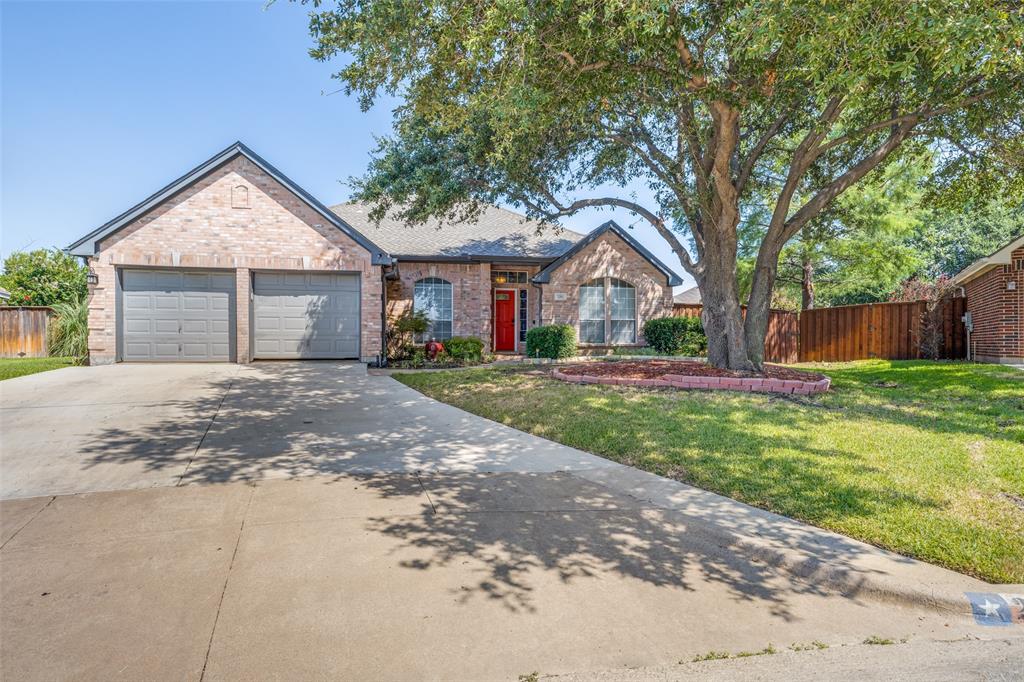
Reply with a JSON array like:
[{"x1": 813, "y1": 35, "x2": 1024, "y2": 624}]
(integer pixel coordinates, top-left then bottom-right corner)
[
  {"x1": 479, "y1": 262, "x2": 492, "y2": 351},
  {"x1": 235, "y1": 268, "x2": 250, "y2": 363},
  {"x1": 87, "y1": 259, "x2": 117, "y2": 365}
]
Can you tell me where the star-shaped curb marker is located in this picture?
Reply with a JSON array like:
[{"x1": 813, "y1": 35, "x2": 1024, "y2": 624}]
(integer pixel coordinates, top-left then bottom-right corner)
[{"x1": 980, "y1": 599, "x2": 1003, "y2": 618}]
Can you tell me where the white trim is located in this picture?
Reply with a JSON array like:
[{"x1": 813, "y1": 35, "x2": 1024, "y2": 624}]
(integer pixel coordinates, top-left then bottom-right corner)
[{"x1": 952, "y1": 235, "x2": 1024, "y2": 285}]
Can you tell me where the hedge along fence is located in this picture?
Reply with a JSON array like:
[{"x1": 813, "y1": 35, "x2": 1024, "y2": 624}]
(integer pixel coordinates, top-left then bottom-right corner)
[
  {"x1": 0, "y1": 306, "x2": 52, "y2": 358},
  {"x1": 672, "y1": 303, "x2": 799, "y2": 364}
]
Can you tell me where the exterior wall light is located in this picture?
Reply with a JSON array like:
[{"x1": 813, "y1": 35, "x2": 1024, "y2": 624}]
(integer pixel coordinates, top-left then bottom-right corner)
[{"x1": 86, "y1": 268, "x2": 99, "y2": 286}]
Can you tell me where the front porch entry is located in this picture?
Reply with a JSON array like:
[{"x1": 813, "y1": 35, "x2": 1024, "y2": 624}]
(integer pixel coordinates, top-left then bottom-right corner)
[{"x1": 494, "y1": 288, "x2": 516, "y2": 352}]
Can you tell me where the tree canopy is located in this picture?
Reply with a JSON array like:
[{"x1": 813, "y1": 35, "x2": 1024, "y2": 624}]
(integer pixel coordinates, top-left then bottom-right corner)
[
  {"x1": 0, "y1": 248, "x2": 87, "y2": 307},
  {"x1": 304, "y1": 0, "x2": 1024, "y2": 368}
]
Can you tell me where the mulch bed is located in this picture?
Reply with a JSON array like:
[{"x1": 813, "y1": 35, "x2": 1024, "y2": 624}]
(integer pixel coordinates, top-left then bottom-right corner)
[{"x1": 557, "y1": 360, "x2": 825, "y2": 383}]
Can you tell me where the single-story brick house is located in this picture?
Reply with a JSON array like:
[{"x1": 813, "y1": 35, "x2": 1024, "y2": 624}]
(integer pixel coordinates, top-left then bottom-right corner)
[
  {"x1": 67, "y1": 142, "x2": 681, "y2": 364},
  {"x1": 952, "y1": 234, "x2": 1024, "y2": 364}
]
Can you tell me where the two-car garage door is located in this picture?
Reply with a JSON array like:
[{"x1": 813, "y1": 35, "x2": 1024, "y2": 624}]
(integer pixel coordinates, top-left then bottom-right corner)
[{"x1": 119, "y1": 269, "x2": 360, "y2": 362}]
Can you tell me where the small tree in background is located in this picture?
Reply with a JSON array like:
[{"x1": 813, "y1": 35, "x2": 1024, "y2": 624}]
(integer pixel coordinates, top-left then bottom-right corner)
[
  {"x1": 889, "y1": 275, "x2": 956, "y2": 359},
  {"x1": 0, "y1": 249, "x2": 87, "y2": 307}
]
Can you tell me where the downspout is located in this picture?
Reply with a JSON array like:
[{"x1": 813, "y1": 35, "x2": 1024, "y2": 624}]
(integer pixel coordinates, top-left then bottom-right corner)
[{"x1": 379, "y1": 259, "x2": 401, "y2": 367}]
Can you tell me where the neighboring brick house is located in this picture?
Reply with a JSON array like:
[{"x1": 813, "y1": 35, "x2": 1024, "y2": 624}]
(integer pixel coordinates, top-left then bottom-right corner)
[
  {"x1": 953, "y1": 235, "x2": 1024, "y2": 364},
  {"x1": 68, "y1": 142, "x2": 681, "y2": 365}
]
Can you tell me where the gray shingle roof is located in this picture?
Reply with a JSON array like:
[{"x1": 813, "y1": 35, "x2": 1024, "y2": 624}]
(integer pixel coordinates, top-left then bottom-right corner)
[
  {"x1": 329, "y1": 202, "x2": 585, "y2": 259},
  {"x1": 673, "y1": 286, "x2": 701, "y2": 304}
]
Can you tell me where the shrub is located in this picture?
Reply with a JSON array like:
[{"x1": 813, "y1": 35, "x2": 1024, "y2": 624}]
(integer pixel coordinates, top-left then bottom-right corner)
[
  {"x1": 642, "y1": 316, "x2": 707, "y2": 356},
  {"x1": 386, "y1": 309, "x2": 429, "y2": 359},
  {"x1": 0, "y1": 248, "x2": 87, "y2": 307},
  {"x1": 47, "y1": 296, "x2": 89, "y2": 364},
  {"x1": 525, "y1": 324, "x2": 576, "y2": 359},
  {"x1": 444, "y1": 336, "x2": 485, "y2": 362}
]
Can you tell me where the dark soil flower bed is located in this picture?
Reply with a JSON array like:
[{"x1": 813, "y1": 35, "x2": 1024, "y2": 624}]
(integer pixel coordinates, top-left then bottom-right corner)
[
  {"x1": 552, "y1": 360, "x2": 829, "y2": 394},
  {"x1": 557, "y1": 360, "x2": 825, "y2": 382}
]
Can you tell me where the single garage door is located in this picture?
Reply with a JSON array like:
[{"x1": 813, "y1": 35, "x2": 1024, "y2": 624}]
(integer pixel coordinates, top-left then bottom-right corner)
[
  {"x1": 121, "y1": 269, "x2": 235, "y2": 362},
  {"x1": 252, "y1": 272, "x2": 360, "y2": 359}
]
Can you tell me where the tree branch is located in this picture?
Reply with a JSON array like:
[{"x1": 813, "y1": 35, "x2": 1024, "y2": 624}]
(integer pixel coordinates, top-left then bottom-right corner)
[
  {"x1": 737, "y1": 111, "x2": 789, "y2": 194},
  {"x1": 521, "y1": 191, "x2": 700, "y2": 276}
]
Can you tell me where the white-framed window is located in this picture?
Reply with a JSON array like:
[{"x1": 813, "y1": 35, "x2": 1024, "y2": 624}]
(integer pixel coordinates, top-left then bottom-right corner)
[
  {"x1": 609, "y1": 278, "x2": 636, "y2": 344},
  {"x1": 578, "y1": 277, "x2": 637, "y2": 345},
  {"x1": 578, "y1": 279, "x2": 606, "y2": 344},
  {"x1": 414, "y1": 277, "x2": 453, "y2": 341}
]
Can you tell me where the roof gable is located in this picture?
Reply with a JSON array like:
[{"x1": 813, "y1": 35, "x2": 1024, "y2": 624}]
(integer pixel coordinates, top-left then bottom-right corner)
[
  {"x1": 330, "y1": 202, "x2": 584, "y2": 260},
  {"x1": 67, "y1": 142, "x2": 391, "y2": 264},
  {"x1": 532, "y1": 221, "x2": 683, "y2": 286}
]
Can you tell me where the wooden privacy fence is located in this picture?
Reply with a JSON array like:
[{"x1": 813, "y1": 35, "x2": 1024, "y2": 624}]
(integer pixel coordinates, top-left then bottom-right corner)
[
  {"x1": 673, "y1": 303, "x2": 800, "y2": 363},
  {"x1": 798, "y1": 298, "x2": 966, "y2": 362},
  {"x1": 0, "y1": 307, "x2": 52, "y2": 358}
]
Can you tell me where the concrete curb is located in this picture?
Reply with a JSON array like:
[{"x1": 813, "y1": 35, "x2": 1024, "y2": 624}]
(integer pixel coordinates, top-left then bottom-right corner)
[{"x1": 571, "y1": 465, "x2": 1022, "y2": 616}]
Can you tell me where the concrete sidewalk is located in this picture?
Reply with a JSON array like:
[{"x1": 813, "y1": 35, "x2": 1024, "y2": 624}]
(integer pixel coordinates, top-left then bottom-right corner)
[{"x1": 2, "y1": 473, "x2": 1021, "y2": 681}]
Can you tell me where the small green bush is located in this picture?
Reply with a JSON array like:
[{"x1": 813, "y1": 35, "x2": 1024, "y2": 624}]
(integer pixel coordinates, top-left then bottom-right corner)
[
  {"x1": 444, "y1": 336, "x2": 485, "y2": 361},
  {"x1": 642, "y1": 316, "x2": 707, "y2": 356},
  {"x1": 47, "y1": 296, "x2": 89, "y2": 364},
  {"x1": 525, "y1": 324, "x2": 576, "y2": 359}
]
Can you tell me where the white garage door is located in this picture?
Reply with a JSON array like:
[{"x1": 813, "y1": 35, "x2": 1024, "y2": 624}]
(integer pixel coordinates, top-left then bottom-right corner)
[
  {"x1": 252, "y1": 272, "x2": 361, "y2": 359},
  {"x1": 121, "y1": 269, "x2": 235, "y2": 362}
]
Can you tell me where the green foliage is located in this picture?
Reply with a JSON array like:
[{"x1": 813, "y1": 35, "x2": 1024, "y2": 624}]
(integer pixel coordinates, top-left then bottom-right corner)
[
  {"x1": 443, "y1": 335, "x2": 484, "y2": 361},
  {"x1": 386, "y1": 309, "x2": 430, "y2": 360},
  {"x1": 642, "y1": 317, "x2": 707, "y2": 356},
  {"x1": 525, "y1": 324, "x2": 576, "y2": 359},
  {"x1": 912, "y1": 200, "x2": 1024, "y2": 277},
  {"x1": 0, "y1": 249, "x2": 87, "y2": 307},
  {"x1": 47, "y1": 297, "x2": 89, "y2": 364}
]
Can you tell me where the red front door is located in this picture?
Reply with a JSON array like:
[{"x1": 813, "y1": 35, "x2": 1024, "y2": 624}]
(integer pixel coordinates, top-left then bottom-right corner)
[{"x1": 494, "y1": 290, "x2": 516, "y2": 351}]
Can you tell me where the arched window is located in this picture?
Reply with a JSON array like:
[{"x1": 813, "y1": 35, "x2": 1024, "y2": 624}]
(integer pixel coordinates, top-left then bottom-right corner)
[
  {"x1": 413, "y1": 277, "x2": 453, "y2": 341},
  {"x1": 578, "y1": 279, "x2": 606, "y2": 344},
  {"x1": 609, "y1": 278, "x2": 636, "y2": 344},
  {"x1": 578, "y1": 277, "x2": 637, "y2": 345}
]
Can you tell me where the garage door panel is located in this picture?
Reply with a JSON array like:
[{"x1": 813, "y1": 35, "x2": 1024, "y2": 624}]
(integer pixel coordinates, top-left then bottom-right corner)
[
  {"x1": 121, "y1": 269, "x2": 234, "y2": 362},
  {"x1": 252, "y1": 272, "x2": 360, "y2": 359}
]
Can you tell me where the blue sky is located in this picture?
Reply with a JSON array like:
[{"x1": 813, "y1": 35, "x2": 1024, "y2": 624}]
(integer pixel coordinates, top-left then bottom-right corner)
[{"x1": 1, "y1": 0, "x2": 693, "y2": 290}]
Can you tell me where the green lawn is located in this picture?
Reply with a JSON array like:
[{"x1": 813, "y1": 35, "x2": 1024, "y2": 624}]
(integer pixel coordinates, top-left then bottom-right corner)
[
  {"x1": 396, "y1": 360, "x2": 1024, "y2": 583},
  {"x1": 0, "y1": 357, "x2": 75, "y2": 381}
]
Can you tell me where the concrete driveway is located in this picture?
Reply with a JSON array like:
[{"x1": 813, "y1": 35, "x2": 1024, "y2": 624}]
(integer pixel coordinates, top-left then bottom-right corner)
[
  {"x1": 2, "y1": 363, "x2": 1021, "y2": 680},
  {"x1": 0, "y1": 362, "x2": 613, "y2": 499}
]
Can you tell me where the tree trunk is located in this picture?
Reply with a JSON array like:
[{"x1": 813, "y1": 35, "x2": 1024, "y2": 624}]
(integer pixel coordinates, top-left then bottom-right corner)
[
  {"x1": 697, "y1": 211, "x2": 752, "y2": 371},
  {"x1": 801, "y1": 256, "x2": 815, "y2": 310},
  {"x1": 743, "y1": 240, "x2": 785, "y2": 370},
  {"x1": 697, "y1": 102, "x2": 754, "y2": 371}
]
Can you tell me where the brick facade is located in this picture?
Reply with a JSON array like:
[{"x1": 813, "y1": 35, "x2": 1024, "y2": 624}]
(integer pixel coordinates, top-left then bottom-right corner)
[
  {"x1": 540, "y1": 231, "x2": 674, "y2": 348},
  {"x1": 962, "y1": 246, "x2": 1024, "y2": 363},
  {"x1": 86, "y1": 156, "x2": 382, "y2": 364},
  {"x1": 386, "y1": 262, "x2": 546, "y2": 352},
  {"x1": 82, "y1": 150, "x2": 678, "y2": 364}
]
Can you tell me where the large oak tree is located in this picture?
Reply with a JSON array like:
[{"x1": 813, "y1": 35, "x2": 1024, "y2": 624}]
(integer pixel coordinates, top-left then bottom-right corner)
[{"x1": 303, "y1": 0, "x2": 1023, "y2": 369}]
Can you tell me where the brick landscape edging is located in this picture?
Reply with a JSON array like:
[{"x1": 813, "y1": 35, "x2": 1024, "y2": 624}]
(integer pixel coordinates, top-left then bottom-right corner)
[{"x1": 550, "y1": 368, "x2": 830, "y2": 394}]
